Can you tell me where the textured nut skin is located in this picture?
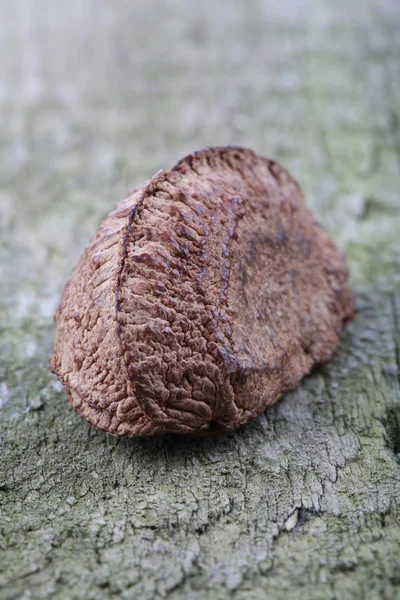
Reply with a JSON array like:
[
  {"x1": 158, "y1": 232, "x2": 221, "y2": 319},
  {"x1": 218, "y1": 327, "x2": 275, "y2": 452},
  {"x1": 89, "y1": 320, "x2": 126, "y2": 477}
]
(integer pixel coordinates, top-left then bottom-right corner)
[{"x1": 50, "y1": 146, "x2": 354, "y2": 437}]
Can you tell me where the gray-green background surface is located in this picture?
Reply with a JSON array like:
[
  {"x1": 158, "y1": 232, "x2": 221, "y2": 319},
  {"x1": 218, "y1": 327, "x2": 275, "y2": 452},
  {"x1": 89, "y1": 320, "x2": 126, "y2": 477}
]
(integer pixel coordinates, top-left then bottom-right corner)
[{"x1": 1, "y1": 0, "x2": 400, "y2": 598}]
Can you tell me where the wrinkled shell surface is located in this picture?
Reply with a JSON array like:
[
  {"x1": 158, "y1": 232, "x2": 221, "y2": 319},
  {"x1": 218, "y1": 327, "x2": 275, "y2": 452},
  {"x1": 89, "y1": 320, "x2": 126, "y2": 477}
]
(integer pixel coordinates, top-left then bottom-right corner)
[{"x1": 50, "y1": 146, "x2": 354, "y2": 437}]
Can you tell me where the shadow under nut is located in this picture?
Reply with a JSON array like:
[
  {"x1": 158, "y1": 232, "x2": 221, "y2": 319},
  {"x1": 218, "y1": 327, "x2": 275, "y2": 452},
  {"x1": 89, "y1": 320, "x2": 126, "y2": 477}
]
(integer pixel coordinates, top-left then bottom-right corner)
[{"x1": 50, "y1": 146, "x2": 355, "y2": 437}]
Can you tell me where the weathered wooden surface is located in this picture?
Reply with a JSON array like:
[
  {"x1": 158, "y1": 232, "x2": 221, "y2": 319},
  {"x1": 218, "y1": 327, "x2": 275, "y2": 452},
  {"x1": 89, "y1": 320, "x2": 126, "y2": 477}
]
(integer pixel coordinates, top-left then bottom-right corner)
[{"x1": 1, "y1": 0, "x2": 400, "y2": 598}]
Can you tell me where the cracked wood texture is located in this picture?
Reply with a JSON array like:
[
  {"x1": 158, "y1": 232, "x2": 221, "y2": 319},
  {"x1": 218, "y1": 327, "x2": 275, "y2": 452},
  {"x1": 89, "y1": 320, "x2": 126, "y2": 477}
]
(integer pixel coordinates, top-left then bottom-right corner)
[{"x1": 0, "y1": 0, "x2": 399, "y2": 598}]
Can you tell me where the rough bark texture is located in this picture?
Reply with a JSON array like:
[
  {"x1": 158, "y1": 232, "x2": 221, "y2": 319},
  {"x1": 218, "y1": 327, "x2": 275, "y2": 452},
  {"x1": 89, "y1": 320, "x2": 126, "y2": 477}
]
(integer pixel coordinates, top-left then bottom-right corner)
[
  {"x1": 50, "y1": 147, "x2": 354, "y2": 437},
  {"x1": 0, "y1": 0, "x2": 399, "y2": 598}
]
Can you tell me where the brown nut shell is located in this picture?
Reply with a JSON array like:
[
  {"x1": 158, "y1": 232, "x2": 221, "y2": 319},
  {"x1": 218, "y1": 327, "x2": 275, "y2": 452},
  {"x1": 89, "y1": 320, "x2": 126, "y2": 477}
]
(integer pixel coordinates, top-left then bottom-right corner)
[{"x1": 50, "y1": 146, "x2": 354, "y2": 437}]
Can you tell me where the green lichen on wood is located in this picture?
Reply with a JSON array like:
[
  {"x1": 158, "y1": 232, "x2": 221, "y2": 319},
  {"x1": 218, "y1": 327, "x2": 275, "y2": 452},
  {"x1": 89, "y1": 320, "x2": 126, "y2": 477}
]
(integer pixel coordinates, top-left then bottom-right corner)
[{"x1": 1, "y1": 0, "x2": 400, "y2": 598}]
